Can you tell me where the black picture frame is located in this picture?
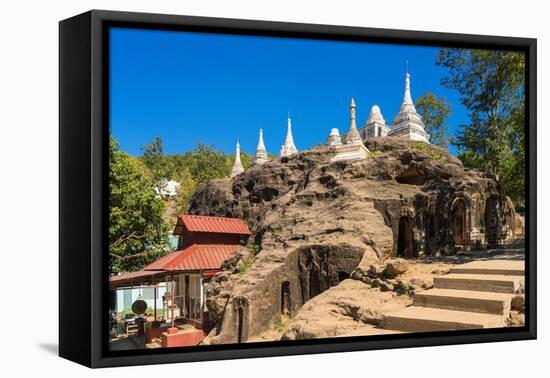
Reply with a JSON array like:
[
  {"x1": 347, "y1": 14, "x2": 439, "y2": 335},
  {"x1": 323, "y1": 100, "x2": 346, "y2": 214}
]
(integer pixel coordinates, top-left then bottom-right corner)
[{"x1": 59, "y1": 9, "x2": 537, "y2": 368}]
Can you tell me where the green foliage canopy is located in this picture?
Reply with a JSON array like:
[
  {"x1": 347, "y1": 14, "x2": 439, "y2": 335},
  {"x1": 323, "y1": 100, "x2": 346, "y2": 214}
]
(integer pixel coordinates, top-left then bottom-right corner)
[
  {"x1": 415, "y1": 92, "x2": 452, "y2": 148},
  {"x1": 436, "y1": 48, "x2": 525, "y2": 207},
  {"x1": 109, "y1": 137, "x2": 169, "y2": 274},
  {"x1": 141, "y1": 136, "x2": 169, "y2": 194},
  {"x1": 138, "y1": 138, "x2": 253, "y2": 215}
]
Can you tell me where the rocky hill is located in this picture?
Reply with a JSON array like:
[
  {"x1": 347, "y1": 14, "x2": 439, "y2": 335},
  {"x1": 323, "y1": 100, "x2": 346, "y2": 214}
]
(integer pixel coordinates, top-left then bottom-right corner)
[{"x1": 188, "y1": 137, "x2": 517, "y2": 343}]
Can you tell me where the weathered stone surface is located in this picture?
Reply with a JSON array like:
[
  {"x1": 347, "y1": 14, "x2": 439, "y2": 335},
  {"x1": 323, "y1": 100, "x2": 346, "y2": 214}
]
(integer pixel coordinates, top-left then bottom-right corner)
[
  {"x1": 351, "y1": 268, "x2": 363, "y2": 280},
  {"x1": 281, "y1": 280, "x2": 411, "y2": 340},
  {"x1": 371, "y1": 278, "x2": 383, "y2": 288},
  {"x1": 189, "y1": 138, "x2": 518, "y2": 342},
  {"x1": 511, "y1": 294, "x2": 525, "y2": 312},
  {"x1": 383, "y1": 258, "x2": 409, "y2": 278},
  {"x1": 410, "y1": 278, "x2": 432, "y2": 290},
  {"x1": 509, "y1": 311, "x2": 525, "y2": 326}
]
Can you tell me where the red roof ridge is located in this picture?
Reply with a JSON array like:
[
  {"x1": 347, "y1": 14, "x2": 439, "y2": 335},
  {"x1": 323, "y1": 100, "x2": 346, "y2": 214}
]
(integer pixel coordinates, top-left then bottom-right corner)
[
  {"x1": 179, "y1": 214, "x2": 243, "y2": 221},
  {"x1": 174, "y1": 214, "x2": 252, "y2": 235},
  {"x1": 143, "y1": 243, "x2": 243, "y2": 272}
]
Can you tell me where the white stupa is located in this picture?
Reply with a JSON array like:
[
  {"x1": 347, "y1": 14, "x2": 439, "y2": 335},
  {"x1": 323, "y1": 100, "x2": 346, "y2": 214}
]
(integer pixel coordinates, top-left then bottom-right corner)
[
  {"x1": 252, "y1": 128, "x2": 270, "y2": 165},
  {"x1": 330, "y1": 98, "x2": 370, "y2": 163},
  {"x1": 280, "y1": 113, "x2": 298, "y2": 157},
  {"x1": 326, "y1": 128, "x2": 343, "y2": 147},
  {"x1": 387, "y1": 69, "x2": 430, "y2": 143},
  {"x1": 230, "y1": 140, "x2": 244, "y2": 177},
  {"x1": 359, "y1": 105, "x2": 390, "y2": 140}
]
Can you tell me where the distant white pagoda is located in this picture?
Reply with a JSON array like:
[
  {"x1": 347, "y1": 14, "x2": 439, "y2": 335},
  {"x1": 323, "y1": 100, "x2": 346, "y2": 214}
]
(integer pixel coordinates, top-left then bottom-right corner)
[
  {"x1": 326, "y1": 128, "x2": 342, "y2": 147},
  {"x1": 252, "y1": 128, "x2": 270, "y2": 165},
  {"x1": 280, "y1": 113, "x2": 298, "y2": 157},
  {"x1": 387, "y1": 69, "x2": 430, "y2": 143},
  {"x1": 230, "y1": 140, "x2": 244, "y2": 177},
  {"x1": 360, "y1": 105, "x2": 390, "y2": 140},
  {"x1": 330, "y1": 98, "x2": 370, "y2": 163}
]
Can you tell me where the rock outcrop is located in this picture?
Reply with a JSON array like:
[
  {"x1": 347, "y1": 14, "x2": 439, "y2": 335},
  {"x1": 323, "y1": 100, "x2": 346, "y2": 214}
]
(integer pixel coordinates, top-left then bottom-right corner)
[{"x1": 190, "y1": 138, "x2": 517, "y2": 343}]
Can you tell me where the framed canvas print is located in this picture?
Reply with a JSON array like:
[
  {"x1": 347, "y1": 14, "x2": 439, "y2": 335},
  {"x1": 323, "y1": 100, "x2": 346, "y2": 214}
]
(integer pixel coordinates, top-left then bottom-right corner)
[{"x1": 59, "y1": 10, "x2": 536, "y2": 368}]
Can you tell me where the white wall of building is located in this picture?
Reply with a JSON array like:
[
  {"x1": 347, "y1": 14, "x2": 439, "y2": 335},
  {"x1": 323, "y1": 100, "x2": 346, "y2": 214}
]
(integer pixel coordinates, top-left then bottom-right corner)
[{"x1": 115, "y1": 284, "x2": 167, "y2": 314}]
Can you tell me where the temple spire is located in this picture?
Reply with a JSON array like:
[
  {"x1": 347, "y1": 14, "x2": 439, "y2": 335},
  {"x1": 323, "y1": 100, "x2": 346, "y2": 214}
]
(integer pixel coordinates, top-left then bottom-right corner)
[
  {"x1": 230, "y1": 140, "x2": 244, "y2": 177},
  {"x1": 285, "y1": 113, "x2": 295, "y2": 146},
  {"x1": 252, "y1": 128, "x2": 270, "y2": 165},
  {"x1": 389, "y1": 67, "x2": 430, "y2": 143},
  {"x1": 257, "y1": 128, "x2": 266, "y2": 151},
  {"x1": 330, "y1": 97, "x2": 370, "y2": 162},
  {"x1": 401, "y1": 65, "x2": 415, "y2": 111},
  {"x1": 280, "y1": 113, "x2": 298, "y2": 157},
  {"x1": 350, "y1": 97, "x2": 356, "y2": 129},
  {"x1": 346, "y1": 97, "x2": 362, "y2": 144}
]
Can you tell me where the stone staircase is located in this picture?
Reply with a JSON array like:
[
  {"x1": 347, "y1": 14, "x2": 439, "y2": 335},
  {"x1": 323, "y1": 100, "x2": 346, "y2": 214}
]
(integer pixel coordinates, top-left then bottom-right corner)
[{"x1": 383, "y1": 259, "x2": 524, "y2": 332}]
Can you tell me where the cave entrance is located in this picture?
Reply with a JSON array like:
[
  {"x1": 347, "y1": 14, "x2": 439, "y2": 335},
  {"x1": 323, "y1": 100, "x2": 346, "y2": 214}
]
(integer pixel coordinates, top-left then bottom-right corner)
[
  {"x1": 452, "y1": 198, "x2": 469, "y2": 248},
  {"x1": 426, "y1": 212, "x2": 436, "y2": 238},
  {"x1": 298, "y1": 245, "x2": 363, "y2": 304},
  {"x1": 338, "y1": 271, "x2": 349, "y2": 283},
  {"x1": 281, "y1": 281, "x2": 291, "y2": 317},
  {"x1": 237, "y1": 306, "x2": 244, "y2": 344},
  {"x1": 424, "y1": 211, "x2": 436, "y2": 255},
  {"x1": 397, "y1": 216, "x2": 416, "y2": 258},
  {"x1": 485, "y1": 196, "x2": 499, "y2": 247},
  {"x1": 309, "y1": 267, "x2": 323, "y2": 299}
]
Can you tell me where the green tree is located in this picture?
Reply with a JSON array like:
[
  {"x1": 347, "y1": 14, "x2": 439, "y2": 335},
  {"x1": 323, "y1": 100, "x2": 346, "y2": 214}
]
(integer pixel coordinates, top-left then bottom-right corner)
[
  {"x1": 184, "y1": 142, "x2": 232, "y2": 182},
  {"x1": 415, "y1": 92, "x2": 452, "y2": 148},
  {"x1": 436, "y1": 48, "x2": 525, "y2": 205},
  {"x1": 174, "y1": 168, "x2": 198, "y2": 214},
  {"x1": 110, "y1": 137, "x2": 169, "y2": 274},
  {"x1": 457, "y1": 150, "x2": 483, "y2": 169},
  {"x1": 141, "y1": 136, "x2": 169, "y2": 194},
  {"x1": 182, "y1": 142, "x2": 253, "y2": 183}
]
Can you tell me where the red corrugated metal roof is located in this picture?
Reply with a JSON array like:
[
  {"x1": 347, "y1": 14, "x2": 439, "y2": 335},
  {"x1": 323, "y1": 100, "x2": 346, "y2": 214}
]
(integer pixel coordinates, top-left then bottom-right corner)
[
  {"x1": 144, "y1": 244, "x2": 241, "y2": 272},
  {"x1": 109, "y1": 270, "x2": 163, "y2": 288},
  {"x1": 174, "y1": 215, "x2": 251, "y2": 235},
  {"x1": 109, "y1": 270, "x2": 160, "y2": 282}
]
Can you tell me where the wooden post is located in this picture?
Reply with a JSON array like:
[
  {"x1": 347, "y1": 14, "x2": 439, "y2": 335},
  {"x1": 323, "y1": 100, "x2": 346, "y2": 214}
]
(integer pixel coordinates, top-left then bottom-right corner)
[
  {"x1": 153, "y1": 278, "x2": 157, "y2": 321},
  {"x1": 171, "y1": 275, "x2": 175, "y2": 329},
  {"x1": 199, "y1": 271, "x2": 204, "y2": 327}
]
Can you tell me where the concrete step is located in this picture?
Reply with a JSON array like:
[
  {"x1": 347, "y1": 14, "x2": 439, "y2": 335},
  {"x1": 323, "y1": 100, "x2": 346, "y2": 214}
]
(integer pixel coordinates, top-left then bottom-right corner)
[
  {"x1": 383, "y1": 306, "x2": 505, "y2": 332},
  {"x1": 145, "y1": 342, "x2": 161, "y2": 349},
  {"x1": 449, "y1": 260, "x2": 524, "y2": 276},
  {"x1": 434, "y1": 273, "x2": 522, "y2": 293},
  {"x1": 177, "y1": 324, "x2": 195, "y2": 331},
  {"x1": 414, "y1": 288, "x2": 512, "y2": 315}
]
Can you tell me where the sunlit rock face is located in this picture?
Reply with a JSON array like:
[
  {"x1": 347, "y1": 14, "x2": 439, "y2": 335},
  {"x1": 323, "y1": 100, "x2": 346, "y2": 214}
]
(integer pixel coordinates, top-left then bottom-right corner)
[{"x1": 189, "y1": 137, "x2": 517, "y2": 344}]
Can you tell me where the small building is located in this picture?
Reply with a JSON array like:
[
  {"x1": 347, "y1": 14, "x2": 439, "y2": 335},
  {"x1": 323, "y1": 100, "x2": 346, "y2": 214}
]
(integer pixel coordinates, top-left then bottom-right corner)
[
  {"x1": 114, "y1": 282, "x2": 167, "y2": 315},
  {"x1": 359, "y1": 105, "x2": 390, "y2": 140},
  {"x1": 109, "y1": 214, "x2": 251, "y2": 348},
  {"x1": 154, "y1": 179, "x2": 181, "y2": 199}
]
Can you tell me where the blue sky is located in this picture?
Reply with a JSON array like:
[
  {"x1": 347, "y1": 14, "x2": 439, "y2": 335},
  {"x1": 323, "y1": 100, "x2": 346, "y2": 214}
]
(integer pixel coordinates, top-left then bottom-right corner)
[{"x1": 110, "y1": 28, "x2": 467, "y2": 156}]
